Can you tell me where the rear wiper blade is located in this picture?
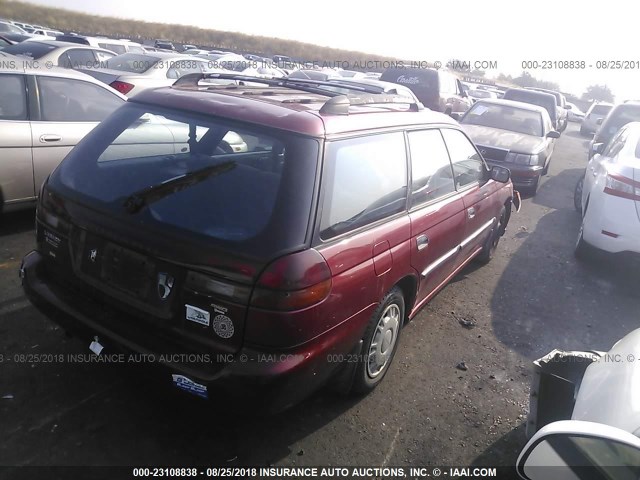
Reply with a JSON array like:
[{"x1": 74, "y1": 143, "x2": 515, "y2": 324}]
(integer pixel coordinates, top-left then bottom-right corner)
[{"x1": 122, "y1": 160, "x2": 236, "y2": 214}]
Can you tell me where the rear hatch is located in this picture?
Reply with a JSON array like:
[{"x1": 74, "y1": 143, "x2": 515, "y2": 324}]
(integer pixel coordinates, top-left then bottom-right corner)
[{"x1": 42, "y1": 100, "x2": 320, "y2": 355}]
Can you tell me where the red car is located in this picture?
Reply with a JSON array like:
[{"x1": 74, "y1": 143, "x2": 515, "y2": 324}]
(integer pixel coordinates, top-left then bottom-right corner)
[{"x1": 21, "y1": 74, "x2": 514, "y2": 412}]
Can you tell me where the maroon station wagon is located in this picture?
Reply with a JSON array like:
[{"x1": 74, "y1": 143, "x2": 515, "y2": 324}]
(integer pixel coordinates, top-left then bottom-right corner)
[{"x1": 21, "y1": 74, "x2": 515, "y2": 412}]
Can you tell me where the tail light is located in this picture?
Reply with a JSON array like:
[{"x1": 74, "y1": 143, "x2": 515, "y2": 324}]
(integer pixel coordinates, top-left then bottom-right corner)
[
  {"x1": 604, "y1": 174, "x2": 640, "y2": 201},
  {"x1": 110, "y1": 80, "x2": 134, "y2": 95},
  {"x1": 250, "y1": 249, "x2": 332, "y2": 311}
]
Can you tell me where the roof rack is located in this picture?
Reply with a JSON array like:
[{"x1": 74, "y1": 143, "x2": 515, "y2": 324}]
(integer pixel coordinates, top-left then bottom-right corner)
[{"x1": 173, "y1": 73, "x2": 423, "y2": 114}]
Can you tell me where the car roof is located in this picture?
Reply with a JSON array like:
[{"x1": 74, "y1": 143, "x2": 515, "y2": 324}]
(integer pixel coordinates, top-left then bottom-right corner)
[
  {"x1": 504, "y1": 88, "x2": 556, "y2": 102},
  {"x1": 21, "y1": 40, "x2": 107, "y2": 49},
  {"x1": 130, "y1": 82, "x2": 456, "y2": 137},
  {"x1": 469, "y1": 97, "x2": 550, "y2": 114}
]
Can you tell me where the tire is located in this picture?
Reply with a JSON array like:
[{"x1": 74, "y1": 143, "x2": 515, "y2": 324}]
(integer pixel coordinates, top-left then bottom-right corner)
[
  {"x1": 476, "y1": 205, "x2": 507, "y2": 265},
  {"x1": 542, "y1": 159, "x2": 550, "y2": 176},
  {"x1": 351, "y1": 287, "x2": 405, "y2": 395},
  {"x1": 574, "y1": 176, "x2": 584, "y2": 213}
]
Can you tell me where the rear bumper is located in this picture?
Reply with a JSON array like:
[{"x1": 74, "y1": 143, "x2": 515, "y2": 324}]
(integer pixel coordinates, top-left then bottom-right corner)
[
  {"x1": 582, "y1": 190, "x2": 640, "y2": 254},
  {"x1": 21, "y1": 250, "x2": 366, "y2": 413}
]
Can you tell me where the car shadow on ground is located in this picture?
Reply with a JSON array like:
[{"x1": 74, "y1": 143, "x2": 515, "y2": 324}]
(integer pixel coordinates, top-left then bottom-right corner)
[
  {"x1": 490, "y1": 167, "x2": 640, "y2": 361},
  {"x1": 471, "y1": 422, "x2": 526, "y2": 474},
  {"x1": 0, "y1": 210, "x2": 35, "y2": 237}
]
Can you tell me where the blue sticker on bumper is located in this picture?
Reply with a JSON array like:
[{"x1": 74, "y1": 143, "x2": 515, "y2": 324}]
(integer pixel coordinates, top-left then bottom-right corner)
[{"x1": 172, "y1": 374, "x2": 208, "y2": 399}]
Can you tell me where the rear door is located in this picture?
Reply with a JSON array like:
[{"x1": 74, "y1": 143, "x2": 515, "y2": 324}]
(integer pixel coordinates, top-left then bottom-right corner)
[
  {"x1": 441, "y1": 128, "x2": 499, "y2": 261},
  {"x1": 0, "y1": 73, "x2": 33, "y2": 208},
  {"x1": 30, "y1": 75, "x2": 124, "y2": 193},
  {"x1": 407, "y1": 128, "x2": 465, "y2": 307}
]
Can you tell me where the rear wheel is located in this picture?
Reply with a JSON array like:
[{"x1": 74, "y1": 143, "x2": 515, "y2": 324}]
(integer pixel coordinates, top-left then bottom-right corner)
[
  {"x1": 476, "y1": 205, "x2": 507, "y2": 265},
  {"x1": 351, "y1": 287, "x2": 404, "y2": 395}
]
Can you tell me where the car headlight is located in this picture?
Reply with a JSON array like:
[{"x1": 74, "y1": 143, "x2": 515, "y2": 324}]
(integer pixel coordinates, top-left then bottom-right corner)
[{"x1": 505, "y1": 153, "x2": 539, "y2": 165}]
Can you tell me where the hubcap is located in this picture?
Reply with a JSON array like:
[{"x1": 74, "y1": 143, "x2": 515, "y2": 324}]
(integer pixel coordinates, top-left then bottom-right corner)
[{"x1": 367, "y1": 303, "x2": 401, "y2": 379}]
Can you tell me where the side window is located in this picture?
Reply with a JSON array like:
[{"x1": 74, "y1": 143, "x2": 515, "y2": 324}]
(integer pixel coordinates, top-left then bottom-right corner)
[
  {"x1": 320, "y1": 133, "x2": 407, "y2": 240},
  {"x1": 38, "y1": 76, "x2": 123, "y2": 122},
  {"x1": 59, "y1": 49, "x2": 97, "y2": 69},
  {"x1": 441, "y1": 128, "x2": 486, "y2": 188},
  {"x1": 0, "y1": 74, "x2": 27, "y2": 120},
  {"x1": 603, "y1": 127, "x2": 627, "y2": 158},
  {"x1": 95, "y1": 51, "x2": 115, "y2": 63},
  {"x1": 408, "y1": 129, "x2": 455, "y2": 207}
]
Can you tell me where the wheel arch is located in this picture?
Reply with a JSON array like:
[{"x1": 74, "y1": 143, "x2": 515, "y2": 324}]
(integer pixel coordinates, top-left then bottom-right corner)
[{"x1": 393, "y1": 275, "x2": 418, "y2": 324}]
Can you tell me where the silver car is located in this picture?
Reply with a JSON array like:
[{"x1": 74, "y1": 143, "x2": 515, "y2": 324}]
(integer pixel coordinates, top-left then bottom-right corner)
[
  {"x1": 2, "y1": 40, "x2": 116, "y2": 70},
  {"x1": 0, "y1": 62, "x2": 126, "y2": 213},
  {"x1": 580, "y1": 101, "x2": 614, "y2": 136},
  {"x1": 77, "y1": 52, "x2": 217, "y2": 97}
]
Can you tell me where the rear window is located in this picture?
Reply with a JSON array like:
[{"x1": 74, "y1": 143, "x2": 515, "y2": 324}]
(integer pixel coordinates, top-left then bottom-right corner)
[
  {"x1": 2, "y1": 41, "x2": 57, "y2": 59},
  {"x1": 600, "y1": 105, "x2": 640, "y2": 138},
  {"x1": 462, "y1": 102, "x2": 543, "y2": 137},
  {"x1": 380, "y1": 68, "x2": 437, "y2": 91},
  {"x1": 503, "y1": 91, "x2": 555, "y2": 118},
  {"x1": 48, "y1": 103, "x2": 319, "y2": 258},
  {"x1": 98, "y1": 43, "x2": 127, "y2": 55},
  {"x1": 592, "y1": 105, "x2": 612, "y2": 115},
  {"x1": 103, "y1": 53, "x2": 161, "y2": 73}
]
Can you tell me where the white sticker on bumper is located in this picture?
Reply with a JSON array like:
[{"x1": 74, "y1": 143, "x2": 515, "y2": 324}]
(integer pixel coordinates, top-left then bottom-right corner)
[{"x1": 185, "y1": 305, "x2": 210, "y2": 326}]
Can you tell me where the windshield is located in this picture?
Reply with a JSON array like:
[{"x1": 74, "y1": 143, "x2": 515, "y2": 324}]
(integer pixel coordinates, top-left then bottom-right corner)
[
  {"x1": 1, "y1": 41, "x2": 57, "y2": 58},
  {"x1": 48, "y1": 103, "x2": 319, "y2": 257},
  {"x1": 462, "y1": 102, "x2": 544, "y2": 136},
  {"x1": 592, "y1": 104, "x2": 613, "y2": 115},
  {"x1": 601, "y1": 105, "x2": 640, "y2": 137},
  {"x1": 0, "y1": 22, "x2": 25, "y2": 33}
]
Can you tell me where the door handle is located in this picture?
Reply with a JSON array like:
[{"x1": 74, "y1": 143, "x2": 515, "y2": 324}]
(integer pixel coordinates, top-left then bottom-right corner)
[
  {"x1": 416, "y1": 234, "x2": 429, "y2": 251},
  {"x1": 467, "y1": 207, "x2": 476, "y2": 219},
  {"x1": 40, "y1": 134, "x2": 62, "y2": 143}
]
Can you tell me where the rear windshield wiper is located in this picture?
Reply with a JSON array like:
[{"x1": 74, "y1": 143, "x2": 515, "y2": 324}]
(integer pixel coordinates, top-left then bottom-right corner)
[{"x1": 122, "y1": 160, "x2": 236, "y2": 214}]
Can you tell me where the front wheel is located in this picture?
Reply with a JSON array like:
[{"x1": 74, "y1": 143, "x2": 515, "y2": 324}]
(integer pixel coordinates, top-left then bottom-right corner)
[
  {"x1": 574, "y1": 176, "x2": 584, "y2": 213},
  {"x1": 351, "y1": 287, "x2": 405, "y2": 395}
]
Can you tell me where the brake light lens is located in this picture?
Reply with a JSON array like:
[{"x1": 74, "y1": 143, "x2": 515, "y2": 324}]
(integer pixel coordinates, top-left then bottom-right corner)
[
  {"x1": 110, "y1": 80, "x2": 134, "y2": 95},
  {"x1": 604, "y1": 174, "x2": 640, "y2": 201},
  {"x1": 251, "y1": 249, "x2": 332, "y2": 311}
]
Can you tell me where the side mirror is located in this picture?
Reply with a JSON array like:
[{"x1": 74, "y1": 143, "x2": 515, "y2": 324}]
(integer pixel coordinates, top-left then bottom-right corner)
[
  {"x1": 597, "y1": 118, "x2": 604, "y2": 125},
  {"x1": 592, "y1": 142, "x2": 604, "y2": 155},
  {"x1": 546, "y1": 131, "x2": 561, "y2": 139},
  {"x1": 490, "y1": 165, "x2": 510, "y2": 183},
  {"x1": 517, "y1": 420, "x2": 640, "y2": 480}
]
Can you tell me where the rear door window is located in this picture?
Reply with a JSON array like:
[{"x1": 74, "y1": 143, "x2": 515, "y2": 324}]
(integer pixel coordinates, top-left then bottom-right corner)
[
  {"x1": 59, "y1": 48, "x2": 97, "y2": 69},
  {"x1": 37, "y1": 76, "x2": 124, "y2": 122},
  {"x1": 408, "y1": 129, "x2": 455, "y2": 207},
  {"x1": 0, "y1": 74, "x2": 27, "y2": 120},
  {"x1": 441, "y1": 128, "x2": 486, "y2": 188},
  {"x1": 320, "y1": 132, "x2": 407, "y2": 239}
]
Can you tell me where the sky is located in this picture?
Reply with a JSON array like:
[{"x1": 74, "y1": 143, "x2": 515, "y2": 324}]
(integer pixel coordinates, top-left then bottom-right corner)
[{"x1": 16, "y1": 0, "x2": 640, "y2": 102}]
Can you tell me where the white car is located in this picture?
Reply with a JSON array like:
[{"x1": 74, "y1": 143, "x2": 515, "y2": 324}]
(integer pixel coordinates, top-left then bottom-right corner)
[
  {"x1": 566, "y1": 102, "x2": 585, "y2": 122},
  {"x1": 517, "y1": 328, "x2": 640, "y2": 478},
  {"x1": 580, "y1": 101, "x2": 613, "y2": 136},
  {"x1": 77, "y1": 52, "x2": 217, "y2": 96},
  {"x1": 575, "y1": 121, "x2": 640, "y2": 258}
]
